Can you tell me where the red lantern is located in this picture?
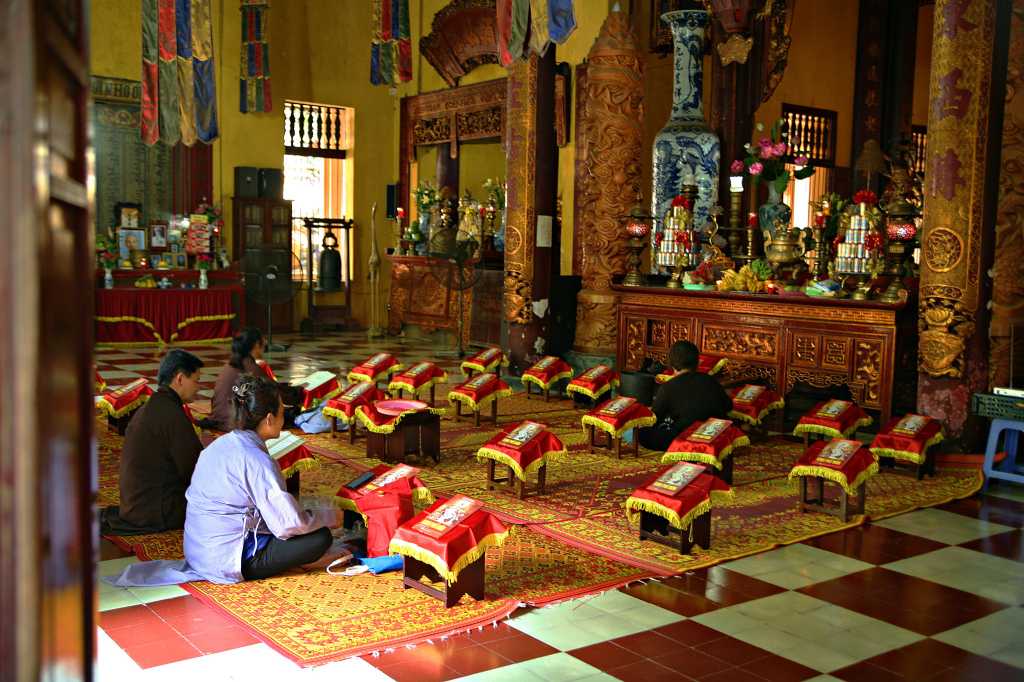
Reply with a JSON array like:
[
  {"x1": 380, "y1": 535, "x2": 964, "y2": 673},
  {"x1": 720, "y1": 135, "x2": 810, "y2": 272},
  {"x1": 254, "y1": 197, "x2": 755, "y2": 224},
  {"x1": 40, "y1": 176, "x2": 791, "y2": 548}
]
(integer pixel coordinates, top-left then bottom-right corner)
[
  {"x1": 626, "y1": 218, "x2": 650, "y2": 239},
  {"x1": 886, "y1": 220, "x2": 917, "y2": 242}
]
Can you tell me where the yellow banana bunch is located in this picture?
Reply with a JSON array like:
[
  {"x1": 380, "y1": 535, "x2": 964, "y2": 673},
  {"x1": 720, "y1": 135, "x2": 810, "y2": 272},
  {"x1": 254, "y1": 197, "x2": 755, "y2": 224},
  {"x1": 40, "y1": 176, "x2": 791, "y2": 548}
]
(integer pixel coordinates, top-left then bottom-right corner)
[{"x1": 716, "y1": 265, "x2": 765, "y2": 293}]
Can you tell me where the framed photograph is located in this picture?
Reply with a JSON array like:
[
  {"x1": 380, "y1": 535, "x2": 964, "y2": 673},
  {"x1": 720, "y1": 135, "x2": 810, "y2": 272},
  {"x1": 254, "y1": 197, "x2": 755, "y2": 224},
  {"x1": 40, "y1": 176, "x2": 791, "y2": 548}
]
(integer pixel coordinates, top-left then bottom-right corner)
[
  {"x1": 115, "y1": 202, "x2": 142, "y2": 228},
  {"x1": 149, "y1": 222, "x2": 168, "y2": 251},
  {"x1": 175, "y1": 254, "x2": 188, "y2": 269},
  {"x1": 118, "y1": 228, "x2": 147, "y2": 261},
  {"x1": 170, "y1": 242, "x2": 181, "y2": 254}
]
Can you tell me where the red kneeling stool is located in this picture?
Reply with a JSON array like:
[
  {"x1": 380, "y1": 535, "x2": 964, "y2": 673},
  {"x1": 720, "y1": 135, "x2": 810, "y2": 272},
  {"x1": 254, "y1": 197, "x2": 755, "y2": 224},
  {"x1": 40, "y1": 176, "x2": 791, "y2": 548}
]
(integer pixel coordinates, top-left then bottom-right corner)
[
  {"x1": 626, "y1": 463, "x2": 732, "y2": 555},
  {"x1": 870, "y1": 414, "x2": 944, "y2": 480},
  {"x1": 662, "y1": 417, "x2": 749, "y2": 485},
  {"x1": 96, "y1": 378, "x2": 153, "y2": 435},
  {"x1": 460, "y1": 347, "x2": 507, "y2": 379},
  {"x1": 581, "y1": 396, "x2": 656, "y2": 458},
  {"x1": 728, "y1": 384, "x2": 785, "y2": 432},
  {"x1": 566, "y1": 365, "x2": 620, "y2": 407},
  {"x1": 388, "y1": 361, "x2": 447, "y2": 406},
  {"x1": 522, "y1": 356, "x2": 573, "y2": 401},
  {"x1": 793, "y1": 399, "x2": 873, "y2": 447},
  {"x1": 348, "y1": 352, "x2": 403, "y2": 389},
  {"x1": 790, "y1": 438, "x2": 878, "y2": 522},
  {"x1": 389, "y1": 496, "x2": 509, "y2": 608},
  {"x1": 476, "y1": 421, "x2": 567, "y2": 499},
  {"x1": 323, "y1": 382, "x2": 386, "y2": 443},
  {"x1": 448, "y1": 372, "x2": 511, "y2": 427}
]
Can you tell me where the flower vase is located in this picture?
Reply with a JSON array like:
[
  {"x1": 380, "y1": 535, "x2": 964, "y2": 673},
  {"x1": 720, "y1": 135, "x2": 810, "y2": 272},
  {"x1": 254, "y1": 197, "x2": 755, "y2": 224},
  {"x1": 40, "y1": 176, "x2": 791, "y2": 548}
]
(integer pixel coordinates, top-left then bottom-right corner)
[
  {"x1": 758, "y1": 183, "x2": 792, "y2": 241},
  {"x1": 104, "y1": 268, "x2": 114, "y2": 289},
  {"x1": 651, "y1": 10, "x2": 720, "y2": 256},
  {"x1": 198, "y1": 269, "x2": 208, "y2": 290},
  {"x1": 415, "y1": 212, "x2": 430, "y2": 256}
]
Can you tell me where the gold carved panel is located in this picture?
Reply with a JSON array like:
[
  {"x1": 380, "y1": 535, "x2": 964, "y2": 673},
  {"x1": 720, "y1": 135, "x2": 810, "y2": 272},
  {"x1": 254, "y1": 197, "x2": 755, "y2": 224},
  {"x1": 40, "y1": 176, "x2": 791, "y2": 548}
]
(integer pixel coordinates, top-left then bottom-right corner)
[
  {"x1": 854, "y1": 339, "x2": 883, "y2": 407},
  {"x1": 624, "y1": 317, "x2": 645, "y2": 371},
  {"x1": 669, "y1": 320, "x2": 692, "y2": 344},
  {"x1": 791, "y1": 333, "x2": 819, "y2": 368},
  {"x1": 648, "y1": 320, "x2": 668, "y2": 348},
  {"x1": 822, "y1": 337, "x2": 852, "y2": 371},
  {"x1": 702, "y1": 326, "x2": 778, "y2": 359}
]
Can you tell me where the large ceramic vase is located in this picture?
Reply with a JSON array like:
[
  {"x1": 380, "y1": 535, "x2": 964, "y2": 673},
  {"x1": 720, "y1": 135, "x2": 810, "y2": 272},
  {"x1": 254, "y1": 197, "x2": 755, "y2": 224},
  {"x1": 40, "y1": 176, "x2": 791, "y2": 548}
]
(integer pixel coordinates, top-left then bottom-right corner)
[
  {"x1": 758, "y1": 183, "x2": 792, "y2": 239},
  {"x1": 651, "y1": 10, "x2": 720, "y2": 251}
]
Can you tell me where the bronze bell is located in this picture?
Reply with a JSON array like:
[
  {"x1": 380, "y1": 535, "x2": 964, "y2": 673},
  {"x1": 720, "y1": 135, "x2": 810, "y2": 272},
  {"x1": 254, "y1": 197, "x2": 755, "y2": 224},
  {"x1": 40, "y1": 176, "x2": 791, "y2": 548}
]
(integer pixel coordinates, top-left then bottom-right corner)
[{"x1": 318, "y1": 229, "x2": 342, "y2": 292}]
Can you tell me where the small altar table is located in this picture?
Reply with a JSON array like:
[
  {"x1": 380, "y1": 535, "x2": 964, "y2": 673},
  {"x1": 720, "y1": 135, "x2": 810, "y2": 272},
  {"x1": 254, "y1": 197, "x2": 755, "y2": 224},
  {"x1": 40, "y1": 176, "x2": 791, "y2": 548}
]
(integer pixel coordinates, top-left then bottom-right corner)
[
  {"x1": 581, "y1": 396, "x2": 656, "y2": 459},
  {"x1": 789, "y1": 439, "x2": 878, "y2": 522},
  {"x1": 389, "y1": 501, "x2": 508, "y2": 607},
  {"x1": 335, "y1": 464, "x2": 434, "y2": 557},
  {"x1": 625, "y1": 467, "x2": 732, "y2": 555},
  {"x1": 662, "y1": 419, "x2": 750, "y2": 485},
  {"x1": 793, "y1": 399, "x2": 873, "y2": 447},
  {"x1": 870, "y1": 414, "x2": 944, "y2": 479},
  {"x1": 476, "y1": 421, "x2": 566, "y2": 499},
  {"x1": 356, "y1": 400, "x2": 444, "y2": 463}
]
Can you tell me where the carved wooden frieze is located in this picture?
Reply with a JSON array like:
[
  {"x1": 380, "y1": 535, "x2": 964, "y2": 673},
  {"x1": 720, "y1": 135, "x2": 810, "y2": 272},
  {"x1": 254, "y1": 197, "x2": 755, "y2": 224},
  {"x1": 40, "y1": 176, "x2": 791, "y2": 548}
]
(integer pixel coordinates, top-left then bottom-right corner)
[{"x1": 420, "y1": 0, "x2": 499, "y2": 88}]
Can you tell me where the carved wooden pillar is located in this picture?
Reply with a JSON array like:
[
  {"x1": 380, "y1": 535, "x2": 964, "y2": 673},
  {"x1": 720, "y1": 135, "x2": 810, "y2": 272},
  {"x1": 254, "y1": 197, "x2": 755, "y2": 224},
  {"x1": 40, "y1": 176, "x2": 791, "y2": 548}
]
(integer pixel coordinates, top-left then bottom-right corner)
[
  {"x1": 504, "y1": 52, "x2": 557, "y2": 369},
  {"x1": 572, "y1": 10, "x2": 644, "y2": 357},
  {"x1": 991, "y1": 5, "x2": 1024, "y2": 388},
  {"x1": 917, "y1": 0, "x2": 1009, "y2": 442}
]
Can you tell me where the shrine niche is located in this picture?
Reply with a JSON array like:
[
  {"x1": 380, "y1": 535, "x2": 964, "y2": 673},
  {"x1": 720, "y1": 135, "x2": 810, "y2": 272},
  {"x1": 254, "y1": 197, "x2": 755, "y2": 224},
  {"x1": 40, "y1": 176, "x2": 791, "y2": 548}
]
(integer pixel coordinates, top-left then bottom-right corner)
[{"x1": 420, "y1": 0, "x2": 500, "y2": 88}]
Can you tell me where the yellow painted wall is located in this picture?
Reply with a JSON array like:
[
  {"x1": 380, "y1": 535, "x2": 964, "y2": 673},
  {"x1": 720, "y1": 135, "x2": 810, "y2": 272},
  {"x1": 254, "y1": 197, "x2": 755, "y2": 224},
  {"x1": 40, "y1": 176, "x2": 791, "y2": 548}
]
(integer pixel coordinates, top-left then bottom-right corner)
[{"x1": 753, "y1": 0, "x2": 859, "y2": 167}]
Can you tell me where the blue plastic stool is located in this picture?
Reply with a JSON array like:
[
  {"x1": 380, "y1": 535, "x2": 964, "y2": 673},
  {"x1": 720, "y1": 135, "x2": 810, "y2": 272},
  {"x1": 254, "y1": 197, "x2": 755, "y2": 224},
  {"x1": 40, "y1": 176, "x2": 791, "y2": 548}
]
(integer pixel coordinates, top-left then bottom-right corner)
[{"x1": 983, "y1": 418, "x2": 1024, "y2": 488}]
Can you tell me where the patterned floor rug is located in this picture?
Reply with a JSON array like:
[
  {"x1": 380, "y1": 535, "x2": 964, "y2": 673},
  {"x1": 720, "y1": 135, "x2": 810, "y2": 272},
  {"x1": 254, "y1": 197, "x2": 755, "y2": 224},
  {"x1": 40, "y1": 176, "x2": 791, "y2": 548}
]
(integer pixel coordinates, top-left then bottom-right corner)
[{"x1": 97, "y1": 389, "x2": 982, "y2": 664}]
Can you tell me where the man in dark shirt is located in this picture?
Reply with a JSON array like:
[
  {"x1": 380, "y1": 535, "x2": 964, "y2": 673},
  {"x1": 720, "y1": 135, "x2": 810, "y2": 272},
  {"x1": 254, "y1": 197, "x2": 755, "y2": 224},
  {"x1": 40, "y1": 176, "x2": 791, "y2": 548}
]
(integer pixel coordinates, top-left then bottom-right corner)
[
  {"x1": 638, "y1": 340, "x2": 733, "y2": 451},
  {"x1": 101, "y1": 350, "x2": 204, "y2": 534}
]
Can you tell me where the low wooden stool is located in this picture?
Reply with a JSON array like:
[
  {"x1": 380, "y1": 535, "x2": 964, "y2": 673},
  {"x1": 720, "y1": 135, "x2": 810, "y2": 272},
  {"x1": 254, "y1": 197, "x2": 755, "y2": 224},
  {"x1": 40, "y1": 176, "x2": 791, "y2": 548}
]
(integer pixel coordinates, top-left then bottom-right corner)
[
  {"x1": 323, "y1": 383, "x2": 386, "y2": 445},
  {"x1": 476, "y1": 421, "x2": 566, "y2": 500},
  {"x1": 522, "y1": 356, "x2": 573, "y2": 402},
  {"x1": 793, "y1": 399, "x2": 872, "y2": 448},
  {"x1": 625, "y1": 463, "x2": 731, "y2": 556},
  {"x1": 389, "y1": 500, "x2": 508, "y2": 608},
  {"x1": 460, "y1": 347, "x2": 507, "y2": 380},
  {"x1": 358, "y1": 401, "x2": 443, "y2": 464},
  {"x1": 388, "y1": 362, "x2": 447, "y2": 407},
  {"x1": 790, "y1": 438, "x2": 878, "y2": 523},
  {"x1": 448, "y1": 373, "x2": 511, "y2": 427},
  {"x1": 870, "y1": 414, "x2": 944, "y2": 480},
  {"x1": 662, "y1": 418, "x2": 749, "y2": 485},
  {"x1": 581, "y1": 396, "x2": 655, "y2": 459},
  {"x1": 566, "y1": 365, "x2": 619, "y2": 410}
]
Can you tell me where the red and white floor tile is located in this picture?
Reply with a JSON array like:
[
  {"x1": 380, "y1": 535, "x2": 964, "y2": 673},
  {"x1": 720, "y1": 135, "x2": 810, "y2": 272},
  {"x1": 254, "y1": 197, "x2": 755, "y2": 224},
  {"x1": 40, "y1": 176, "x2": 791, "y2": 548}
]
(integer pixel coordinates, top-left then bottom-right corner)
[{"x1": 95, "y1": 334, "x2": 1024, "y2": 680}]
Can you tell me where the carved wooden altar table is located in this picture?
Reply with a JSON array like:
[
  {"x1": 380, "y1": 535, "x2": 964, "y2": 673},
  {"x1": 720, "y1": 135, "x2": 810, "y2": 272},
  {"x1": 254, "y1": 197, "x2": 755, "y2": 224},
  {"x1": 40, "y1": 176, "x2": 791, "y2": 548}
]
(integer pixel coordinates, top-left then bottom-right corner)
[
  {"x1": 386, "y1": 255, "x2": 471, "y2": 345},
  {"x1": 613, "y1": 285, "x2": 906, "y2": 424}
]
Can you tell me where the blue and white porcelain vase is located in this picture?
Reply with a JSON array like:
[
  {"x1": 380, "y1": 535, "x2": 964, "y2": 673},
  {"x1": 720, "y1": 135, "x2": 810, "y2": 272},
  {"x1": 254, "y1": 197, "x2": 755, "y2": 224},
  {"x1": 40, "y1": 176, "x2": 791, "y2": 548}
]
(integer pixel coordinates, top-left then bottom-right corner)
[{"x1": 651, "y1": 10, "x2": 720, "y2": 252}]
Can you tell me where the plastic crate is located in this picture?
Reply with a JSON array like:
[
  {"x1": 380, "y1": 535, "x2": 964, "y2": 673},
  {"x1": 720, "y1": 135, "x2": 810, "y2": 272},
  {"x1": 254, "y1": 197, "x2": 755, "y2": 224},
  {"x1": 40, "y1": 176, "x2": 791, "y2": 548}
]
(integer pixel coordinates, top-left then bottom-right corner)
[{"x1": 971, "y1": 393, "x2": 1024, "y2": 421}]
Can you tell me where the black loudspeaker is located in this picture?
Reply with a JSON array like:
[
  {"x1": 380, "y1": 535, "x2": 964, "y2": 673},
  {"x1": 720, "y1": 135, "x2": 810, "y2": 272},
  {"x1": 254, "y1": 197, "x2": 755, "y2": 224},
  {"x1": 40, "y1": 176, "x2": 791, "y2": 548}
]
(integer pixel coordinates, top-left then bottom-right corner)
[
  {"x1": 259, "y1": 168, "x2": 284, "y2": 199},
  {"x1": 235, "y1": 166, "x2": 259, "y2": 198},
  {"x1": 385, "y1": 184, "x2": 398, "y2": 220},
  {"x1": 547, "y1": 275, "x2": 582, "y2": 356}
]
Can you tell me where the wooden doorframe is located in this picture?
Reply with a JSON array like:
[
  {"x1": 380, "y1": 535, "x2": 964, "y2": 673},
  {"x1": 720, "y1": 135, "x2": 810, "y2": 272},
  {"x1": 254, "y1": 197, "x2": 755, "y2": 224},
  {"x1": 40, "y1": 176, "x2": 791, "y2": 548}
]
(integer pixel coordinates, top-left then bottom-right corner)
[{"x1": 1, "y1": 0, "x2": 95, "y2": 679}]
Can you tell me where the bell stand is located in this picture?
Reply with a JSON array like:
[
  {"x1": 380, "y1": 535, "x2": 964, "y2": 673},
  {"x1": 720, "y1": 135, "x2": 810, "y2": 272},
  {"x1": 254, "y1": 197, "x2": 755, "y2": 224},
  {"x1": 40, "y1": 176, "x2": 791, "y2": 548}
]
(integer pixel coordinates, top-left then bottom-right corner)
[{"x1": 298, "y1": 217, "x2": 356, "y2": 337}]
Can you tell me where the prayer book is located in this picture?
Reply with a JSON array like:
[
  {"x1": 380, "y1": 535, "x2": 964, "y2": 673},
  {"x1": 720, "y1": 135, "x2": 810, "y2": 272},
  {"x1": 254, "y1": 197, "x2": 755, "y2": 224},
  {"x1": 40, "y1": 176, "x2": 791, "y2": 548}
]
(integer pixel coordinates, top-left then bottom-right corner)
[
  {"x1": 599, "y1": 397, "x2": 636, "y2": 416},
  {"x1": 734, "y1": 385, "x2": 766, "y2": 404},
  {"x1": 265, "y1": 432, "x2": 305, "y2": 462},
  {"x1": 533, "y1": 356, "x2": 557, "y2": 370},
  {"x1": 412, "y1": 495, "x2": 483, "y2": 538},
  {"x1": 292, "y1": 370, "x2": 336, "y2": 391},
  {"x1": 817, "y1": 399, "x2": 852, "y2": 418},
  {"x1": 404, "y1": 362, "x2": 431, "y2": 376},
  {"x1": 500, "y1": 421, "x2": 545, "y2": 447},
  {"x1": 689, "y1": 418, "x2": 731, "y2": 442},
  {"x1": 109, "y1": 377, "x2": 148, "y2": 396},
  {"x1": 465, "y1": 372, "x2": 496, "y2": 390},
  {"x1": 580, "y1": 365, "x2": 609, "y2": 381},
  {"x1": 892, "y1": 414, "x2": 929, "y2": 436},
  {"x1": 647, "y1": 462, "x2": 706, "y2": 495},
  {"x1": 338, "y1": 381, "x2": 374, "y2": 402},
  {"x1": 814, "y1": 439, "x2": 860, "y2": 466},
  {"x1": 362, "y1": 464, "x2": 420, "y2": 493},
  {"x1": 476, "y1": 348, "x2": 501, "y2": 362},
  {"x1": 364, "y1": 353, "x2": 390, "y2": 367}
]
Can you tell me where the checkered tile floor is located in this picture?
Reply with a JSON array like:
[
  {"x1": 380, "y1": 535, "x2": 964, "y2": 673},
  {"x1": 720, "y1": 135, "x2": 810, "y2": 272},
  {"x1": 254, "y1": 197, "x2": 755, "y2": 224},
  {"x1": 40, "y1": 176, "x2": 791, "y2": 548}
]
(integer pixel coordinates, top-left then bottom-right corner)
[{"x1": 96, "y1": 333, "x2": 1024, "y2": 681}]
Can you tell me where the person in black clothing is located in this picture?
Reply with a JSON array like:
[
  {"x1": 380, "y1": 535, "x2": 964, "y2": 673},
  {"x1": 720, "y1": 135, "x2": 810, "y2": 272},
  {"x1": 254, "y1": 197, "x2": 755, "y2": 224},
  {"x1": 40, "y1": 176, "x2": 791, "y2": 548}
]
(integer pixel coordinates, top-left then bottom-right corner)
[
  {"x1": 637, "y1": 340, "x2": 733, "y2": 451},
  {"x1": 101, "y1": 349, "x2": 204, "y2": 535}
]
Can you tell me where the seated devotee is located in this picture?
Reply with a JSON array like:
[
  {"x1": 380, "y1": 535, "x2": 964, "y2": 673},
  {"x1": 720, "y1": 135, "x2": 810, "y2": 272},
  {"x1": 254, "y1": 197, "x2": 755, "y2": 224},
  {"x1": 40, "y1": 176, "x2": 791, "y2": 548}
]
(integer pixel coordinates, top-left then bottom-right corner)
[
  {"x1": 100, "y1": 349, "x2": 204, "y2": 535},
  {"x1": 185, "y1": 375, "x2": 340, "y2": 583},
  {"x1": 206, "y1": 327, "x2": 302, "y2": 430},
  {"x1": 637, "y1": 340, "x2": 733, "y2": 451}
]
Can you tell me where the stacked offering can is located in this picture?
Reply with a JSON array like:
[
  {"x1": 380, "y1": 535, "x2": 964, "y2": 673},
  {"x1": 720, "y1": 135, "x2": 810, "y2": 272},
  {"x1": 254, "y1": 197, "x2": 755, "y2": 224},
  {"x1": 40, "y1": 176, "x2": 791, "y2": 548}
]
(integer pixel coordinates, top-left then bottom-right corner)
[
  {"x1": 656, "y1": 208, "x2": 683, "y2": 268},
  {"x1": 836, "y1": 205, "x2": 870, "y2": 274}
]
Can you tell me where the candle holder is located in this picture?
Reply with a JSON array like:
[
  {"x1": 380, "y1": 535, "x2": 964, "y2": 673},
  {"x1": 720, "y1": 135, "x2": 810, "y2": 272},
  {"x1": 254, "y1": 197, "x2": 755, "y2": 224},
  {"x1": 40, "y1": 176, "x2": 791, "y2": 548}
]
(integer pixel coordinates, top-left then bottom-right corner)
[
  {"x1": 623, "y1": 207, "x2": 653, "y2": 287},
  {"x1": 743, "y1": 212, "x2": 760, "y2": 261},
  {"x1": 727, "y1": 175, "x2": 745, "y2": 260}
]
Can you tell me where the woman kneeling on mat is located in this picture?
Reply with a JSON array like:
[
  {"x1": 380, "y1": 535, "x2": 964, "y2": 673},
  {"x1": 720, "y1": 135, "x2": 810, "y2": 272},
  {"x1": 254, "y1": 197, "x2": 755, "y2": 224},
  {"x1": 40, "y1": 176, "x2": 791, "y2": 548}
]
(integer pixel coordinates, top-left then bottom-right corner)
[{"x1": 184, "y1": 374, "x2": 341, "y2": 582}]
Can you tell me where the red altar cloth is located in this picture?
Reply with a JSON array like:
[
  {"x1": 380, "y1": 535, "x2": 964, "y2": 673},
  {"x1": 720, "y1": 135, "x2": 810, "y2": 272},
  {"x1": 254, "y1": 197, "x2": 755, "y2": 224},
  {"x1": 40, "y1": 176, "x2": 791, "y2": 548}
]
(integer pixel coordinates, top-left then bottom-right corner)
[
  {"x1": 475, "y1": 421, "x2": 567, "y2": 481},
  {"x1": 275, "y1": 444, "x2": 319, "y2": 479},
  {"x1": 460, "y1": 347, "x2": 508, "y2": 375},
  {"x1": 870, "y1": 414, "x2": 945, "y2": 465},
  {"x1": 335, "y1": 464, "x2": 435, "y2": 557},
  {"x1": 95, "y1": 288, "x2": 236, "y2": 346},
  {"x1": 655, "y1": 354, "x2": 728, "y2": 383},
  {"x1": 581, "y1": 396, "x2": 656, "y2": 439},
  {"x1": 96, "y1": 378, "x2": 153, "y2": 418},
  {"x1": 447, "y1": 372, "x2": 512, "y2": 411},
  {"x1": 323, "y1": 382, "x2": 387, "y2": 425},
  {"x1": 728, "y1": 384, "x2": 785, "y2": 425},
  {"x1": 521, "y1": 356, "x2": 573, "y2": 392},
  {"x1": 625, "y1": 468, "x2": 732, "y2": 529},
  {"x1": 566, "y1": 365, "x2": 620, "y2": 401},
  {"x1": 388, "y1": 361, "x2": 448, "y2": 396},
  {"x1": 663, "y1": 419, "x2": 750, "y2": 469},
  {"x1": 793, "y1": 400, "x2": 873, "y2": 440},
  {"x1": 389, "y1": 500, "x2": 509, "y2": 584},
  {"x1": 348, "y1": 353, "x2": 403, "y2": 384},
  {"x1": 298, "y1": 375, "x2": 342, "y2": 409},
  {"x1": 789, "y1": 439, "x2": 879, "y2": 495}
]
